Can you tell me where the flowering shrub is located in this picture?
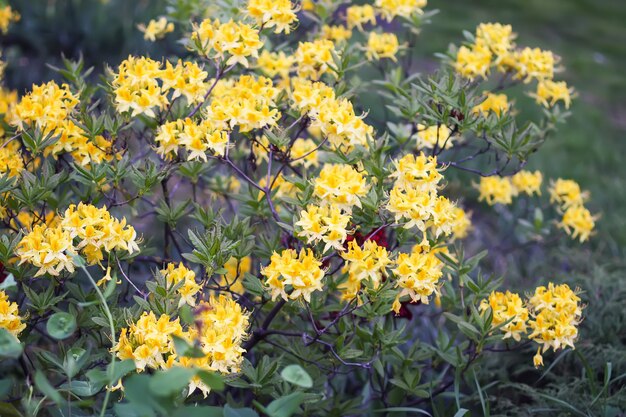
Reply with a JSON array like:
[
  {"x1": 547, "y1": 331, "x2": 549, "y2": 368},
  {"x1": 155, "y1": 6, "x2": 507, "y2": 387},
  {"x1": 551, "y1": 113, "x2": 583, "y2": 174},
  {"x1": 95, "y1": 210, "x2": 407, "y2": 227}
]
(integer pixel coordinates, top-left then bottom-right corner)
[{"x1": 0, "y1": 1, "x2": 603, "y2": 416}]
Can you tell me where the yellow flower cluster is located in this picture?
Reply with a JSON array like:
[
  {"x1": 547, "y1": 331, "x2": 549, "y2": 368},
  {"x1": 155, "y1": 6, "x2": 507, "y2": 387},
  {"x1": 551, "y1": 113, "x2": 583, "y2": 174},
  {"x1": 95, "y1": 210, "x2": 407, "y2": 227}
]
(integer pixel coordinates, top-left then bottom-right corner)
[
  {"x1": 207, "y1": 75, "x2": 280, "y2": 133},
  {"x1": 114, "y1": 295, "x2": 250, "y2": 396},
  {"x1": 112, "y1": 57, "x2": 208, "y2": 118},
  {"x1": 155, "y1": 118, "x2": 228, "y2": 161},
  {"x1": 261, "y1": 248, "x2": 325, "y2": 302},
  {"x1": 387, "y1": 153, "x2": 465, "y2": 239},
  {"x1": 0, "y1": 290, "x2": 26, "y2": 338},
  {"x1": 113, "y1": 312, "x2": 184, "y2": 371},
  {"x1": 295, "y1": 40, "x2": 337, "y2": 80},
  {"x1": 138, "y1": 17, "x2": 174, "y2": 42},
  {"x1": 11, "y1": 81, "x2": 78, "y2": 133},
  {"x1": 0, "y1": 5, "x2": 19, "y2": 34},
  {"x1": 0, "y1": 140, "x2": 24, "y2": 177},
  {"x1": 340, "y1": 240, "x2": 392, "y2": 301},
  {"x1": 247, "y1": 0, "x2": 298, "y2": 34},
  {"x1": 256, "y1": 50, "x2": 294, "y2": 79},
  {"x1": 160, "y1": 263, "x2": 201, "y2": 307},
  {"x1": 16, "y1": 203, "x2": 139, "y2": 276},
  {"x1": 473, "y1": 92, "x2": 510, "y2": 117},
  {"x1": 313, "y1": 164, "x2": 370, "y2": 212},
  {"x1": 532, "y1": 80, "x2": 574, "y2": 109},
  {"x1": 392, "y1": 245, "x2": 444, "y2": 308},
  {"x1": 450, "y1": 206, "x2": 472, "y2": 240},
  {"x1": 366, "y1": 32, "x2": 401, "y2": 62},
  {"x1": 415, "y1": 123, "x2": 457, "y2": 150},
  {"x1": 549, "y1": 178, "x2": 595, "y2": 242},
  {"x1": 479, "y1": 291, "x2": 529, "y2": 341},
  {"x1": 375, "y1": 0, "x2": 427, "y2": 22},
  {"x1": 477, "y1": 170, "x2": 543, "y2": 205},
  {"x1": 320, "y1": 25, "x2": 352, "y2": 43},
  {"x1": 346, "y1": 5, "x2": 376, "y2": 30},
  {"x1": 295, "y1": 204, "x2": 351, "y2": 252},
  {"x1": 191, "y1": 19, "x2": 263, "y2": 67},
  {"x1": 455, "y1": 23, "x2": 573, "y2": 109},
  {"x1": 291, "y1": 79, "x2": 373, "y2": 151},
  {"x1": 528, "y1": 283, "x2": 582, "y2": 366}
]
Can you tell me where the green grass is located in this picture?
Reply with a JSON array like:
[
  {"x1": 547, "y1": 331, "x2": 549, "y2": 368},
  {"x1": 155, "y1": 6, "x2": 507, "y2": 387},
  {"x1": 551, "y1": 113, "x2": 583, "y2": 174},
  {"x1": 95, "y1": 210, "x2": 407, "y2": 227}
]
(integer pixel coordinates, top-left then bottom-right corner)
[{"x1": 419, "y1": 0, "x2": 626, "y2": 248}]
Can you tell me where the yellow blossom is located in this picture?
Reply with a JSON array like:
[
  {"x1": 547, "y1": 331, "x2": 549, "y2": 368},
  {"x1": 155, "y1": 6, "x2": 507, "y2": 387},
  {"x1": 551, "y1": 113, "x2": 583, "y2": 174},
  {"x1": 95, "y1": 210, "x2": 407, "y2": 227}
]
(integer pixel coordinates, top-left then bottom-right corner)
[
  {"x1": 261, "y1": 248, "x2": 325, "y2": 302},
  {"x1": 513, "y1": 47, "x2": 556, "y2": 83},
  {"x1": 346, "y1": 5, "x2": 377, "y2": 30},
  {"x1": 340, "y1": 240, "x2": 392, "y2": 301},
  {"x1": 512, "y1": 170, "x2": 542, "y2": 196},
  {"x1": 191, "y1": 19, "x2": 263, "y2": 68},
  {"x1": 295, "y1": 40, "x2": 337, "y2": 80},
  {"x1": 532, "y1": 80, "x2": 574, "y2": 109},
  {"x1": 455, "y1": 44, "x2": 492, "y2": 80},
  {"x1": 247, "y1": 0, "x2": 298, "y2": 34},
  {"x1": 476, "y1": 176, "x2": 514, "y2": 205},
  {"x1": 160, "y1": 263, "x2": 201, "y2": 307},
  {"x1": 393, "y1": 247, "x2": 443, "y2": 304},
  {"x1": 559, "y1": 205, "x2": 596, "y2": 242},
  {"x1": 320, "y1": 25, "x2": 352, "y2": 43},
  {"x1": 138, "y1": 17, "x2": 174, "y2": 41},
  {"x1": 479, "y1": 291, "x2": 529, "y2": 342},
  {"x1": 313, "y1": 164, "x2": 370, "y2": 212},
  {"x1": 473, "y1": 92, "x2": 509, "y2": 117},
  {"x1": 416, "y1": 124, "x2": 457, "y2": 150},
  {"x1": 548, "y1": 178, "x2": 587, "y2": 210},
  {"x1": 366, "y1": 32, "x2": 401, "y2": 62},
  {"x1": 0, "y1": 290, "x2": 26, "y2": 338},
  {"x1": 256, "y1": 50, "x2": 295, "y2": 79},
  {"x1": 375, "y1": 0, "x2": 427, "y2": 22},
  {"x1": 295, "y1": 204, "x2": 351, "y2": 252}
]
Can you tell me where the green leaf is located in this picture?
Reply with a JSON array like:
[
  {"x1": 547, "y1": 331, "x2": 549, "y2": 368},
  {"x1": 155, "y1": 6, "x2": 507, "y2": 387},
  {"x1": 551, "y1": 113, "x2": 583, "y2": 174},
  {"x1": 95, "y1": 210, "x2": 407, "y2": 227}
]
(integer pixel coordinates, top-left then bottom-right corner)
[
  {"x1": 0, "y1": 402, "x2": 22, "y2": 417},
  {"x1": 149, "y1": 367, "x2": 196, "y2": 397},
  {"x1": 265, "y1": 392, "x2": 306, "y2": 417},
  {"x1": 172, "y1": 406, "x2": 224, "y2": 417},
  {"x1": 223, "y1": 404, "x2": 259, "y2": 417},
  {"x1": 373, "y1": 407, "x2": 432, "y2": 416},
  {"x1": 197, "y1": 370, "x2": 225, "y2": 391},
  {"x1": 280, "y1": 364, "x2": 313, "y2": 388},
  {"x1": 46, "y1": 312, "x2": 77, "y2": 340},
  {"x1": 171, "y1": 334, "x2": 206, "y2": 358},
  {"x1": 0, "y1": 329, "x2": 22, "y2": 359},
  {"x1": 34, "y1": 371, "x2": 63, "y2": 405},
  {"x1": 454, "y1": 409, "x2": 469, "y2": 417}
]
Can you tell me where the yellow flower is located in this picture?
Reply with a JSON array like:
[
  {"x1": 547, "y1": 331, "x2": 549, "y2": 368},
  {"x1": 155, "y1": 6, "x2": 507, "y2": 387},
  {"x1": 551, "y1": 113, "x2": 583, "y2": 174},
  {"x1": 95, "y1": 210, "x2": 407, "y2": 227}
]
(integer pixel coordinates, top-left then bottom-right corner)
[
  {"x1": 548, "y1": 178, "x2": 587, "y2": 210},
  {"x1": 191, "y1": 19, "x2": 263, "y2": 68},
  {"x1": 138, "y1": 17, "x2": 174, "y2": 42},
  {"x1": 11, "y1": 81, "x2": 79, "y2": 134},
  {"x1": 111, "y1": 56, "x2": 166, "y2": 118},
  {"x1": 295, "y1": 40, "x2": 337, "y2": 80},
  {"x1": 256, "y1": 50, "x2": 295, "y2": 79},
  {"x1": 0, "y1": 290, "x2": 26, "y2": 338},
  {"x1": 206, "y1": 75, "x2": 280, "y2": 133},
  {"x1": 0, "y1": 6, "x2": 19, "y2": 34},
  {"x1": 366, "y1": 32, "x2": 401, "y2": 62},
  {"x1": 295, "y1": 204, "x2": 351, "y2": 252},
  {"x1": 261, "y1": 248, "x2": 325, "y2": 302},
  {"x1": 346, "y1": 5, "x2": 377, "y2": 30},
  {"x1": 340, "y1": 240, "x2": 392, "y2": 301},
  {"x1": 475, "y1": 23, "x2": 516, "y2": 61},
  {"x1": 532, "y1": 80, "x2": 574, "y2": 109},
  {"x1": 479, "y1": 291, "x2": 529, "y2": 342},
  {"x1": 416, "y1": 124, "x2": 457, "y2": 150},
  {"x1": 513, "y1": 47, "x2": 556, "y2": 83},
  {"x1": 375, "y1": 0, "x2": 427, "y2": 22},
  {"x1": 450, "y1": 206, "x2": 472, "y2": 240},
  {"x1": 393, "y1": 247, "x2": 443, "y2": 304},
  {"x1": 559, "y1": 205, "x2": 596, "y2": 243},
  {"x1": 247, "y1": 0, "x2": 298, "y2": 34},
  {"x1": 533, "y1": 347, "x2": 544, "y2": 368},
  {"x1": 313, "y1": 164, "x2": 370, "y2": 212},
  {"x1": 319, "y1": 25, "x2": 352, "y2": 43},
  {"x1": 160, "y1": 263, "x2": 201, "y2": 307},
  {"x1": 16, "y1": 224, "x2": 77, "y2": 277},
  {"x1": 476, "y1": 176, "x2": 514, "y2": 205},
  {"x1": 528, "y1": 283, "x2": 582, "y2": 356},
  {"x1": 511, "y1": 170, "x2": 542, "y2": 196},
  {"x1": 455, "y1": 44, "x2": 492, "y2": 80},
  {"x1": 473, "y1": 92, "x2": 509, "y2": 117},
  {"x1": 0, "y1": 140, "x2": 24, "y2": 177}
]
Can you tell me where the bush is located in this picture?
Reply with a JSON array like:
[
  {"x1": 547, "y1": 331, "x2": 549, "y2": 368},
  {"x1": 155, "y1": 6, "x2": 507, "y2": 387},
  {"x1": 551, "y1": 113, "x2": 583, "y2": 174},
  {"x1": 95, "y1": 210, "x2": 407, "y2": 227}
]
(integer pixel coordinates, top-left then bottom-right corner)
[{"x1": 0, "y1": 1, "x2": 621, "y2": 416}]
